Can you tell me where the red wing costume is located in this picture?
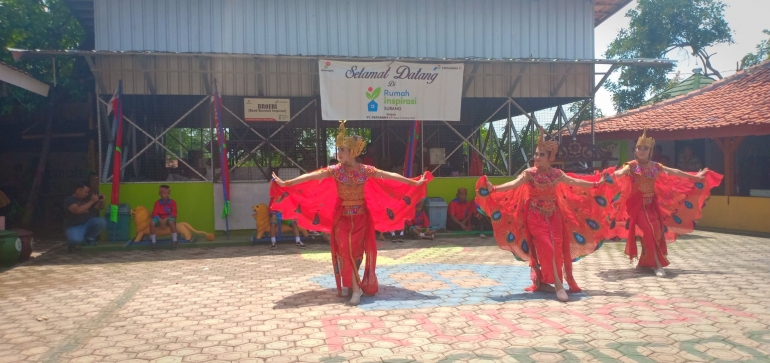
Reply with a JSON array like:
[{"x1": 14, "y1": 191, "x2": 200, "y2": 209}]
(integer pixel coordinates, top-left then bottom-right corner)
[
  {"x1": 475, "y1": 167, "x2": 618, "y2": 292},
  {"x1": 270, "y1": 164, "x2": 433, "y2": 296},
  {"x1": 609, "y1": 161, "x2": 722, "y2": 267}
]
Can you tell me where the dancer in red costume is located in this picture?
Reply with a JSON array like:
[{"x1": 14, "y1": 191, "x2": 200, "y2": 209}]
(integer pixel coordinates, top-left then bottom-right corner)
[
  {"x1": 271, "y1": 121, "x2": 432, "y2": 305},
  {"x1": 475, "y1": 128, "x2": 617, "y2": 302},
  {"x1": 611, "y1": 129, "x2": 721, "y2": 277}
]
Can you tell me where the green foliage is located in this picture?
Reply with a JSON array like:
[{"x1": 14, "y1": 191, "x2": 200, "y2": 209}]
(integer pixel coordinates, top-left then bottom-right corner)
[
  {"x1": 0, "y1": 0, "x2": 86, "y2": 112},
  {"x1": 604, "y1": 0, "x2": 733, "y2": 113},
  {"x1": 164, "y1": 128, "x2": 213, "y2": 160},
  {"x1": 568, "y1": 102, "x2": 604, "y2": 123},
  {"x1": 740, "y1": 29, "x2": 770, "y2": 70}
]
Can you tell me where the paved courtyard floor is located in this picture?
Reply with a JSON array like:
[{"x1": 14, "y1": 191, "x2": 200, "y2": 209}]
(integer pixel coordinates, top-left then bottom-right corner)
[{"x1": 1, "y1": 230, "x2": 769, "y2": 362}]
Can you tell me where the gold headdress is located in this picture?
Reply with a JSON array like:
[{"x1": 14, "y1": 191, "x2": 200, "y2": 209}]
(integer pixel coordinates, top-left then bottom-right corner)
[
  {"x1": 636, "y1": 128, "x2": 655, "y2": 149},
  {"x1": 335, "y1": 120, "x2": 366, "y2": 158},
  {"x1": 536, "y1": 127, "x2": 559, "y2": 162}
]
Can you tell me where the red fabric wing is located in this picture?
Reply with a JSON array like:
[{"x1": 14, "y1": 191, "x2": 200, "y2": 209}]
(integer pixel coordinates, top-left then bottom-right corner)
[
  {"x1": 365, "y1": 172, "x2": 434, "y2": 232},
  {"x1": 556, "y1": 169, "x2": 620, "y2": 261},
  {"x1": 609, "y1": 169, "x2": 723, "y2": 242},
  {"x1": 475, "y1": 169, "x2": 619, "y2": 263},
  {"x1": 474, "y1": 175, "x2": 533, "y2": 262},
  {"x1": 269, "y1": 173, "x2": 339, "y2": 233}
]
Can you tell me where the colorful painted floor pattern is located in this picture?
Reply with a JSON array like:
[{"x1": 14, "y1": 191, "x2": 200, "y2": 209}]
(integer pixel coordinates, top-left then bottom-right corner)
[{"x1": 1, "y1": 230, "x2": 769, "y2": 362}]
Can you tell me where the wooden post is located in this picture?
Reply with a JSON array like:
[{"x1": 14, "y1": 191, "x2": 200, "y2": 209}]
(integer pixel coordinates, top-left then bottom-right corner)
[
  {"x1": 22, "y1": 97, "x2": 55, "y2": 228},
  {"x1": 712, "y1": 136, "x2": 745, "y2": 197}
]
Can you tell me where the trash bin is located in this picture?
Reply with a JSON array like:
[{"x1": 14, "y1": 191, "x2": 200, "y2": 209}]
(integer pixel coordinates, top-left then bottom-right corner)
[
  {"x1": 424, "y1": 197, "x2": 448, "y2": 231},
  {"x1": 104, "y1": 204, "x2": 130, "y2": 242},
  {"x1": 0, "y1": 230, "x2": 21, "y2": 267},
  {"x1": 12, "y1": 228, "x2": 33, "y2": 262}
]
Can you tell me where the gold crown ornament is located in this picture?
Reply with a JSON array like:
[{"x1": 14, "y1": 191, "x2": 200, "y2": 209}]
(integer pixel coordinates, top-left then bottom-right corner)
[
  {"x1": 536, "y1": 127, "x2": 559, "y2": 161},
  {"x1": 636, "y1": 128, "x2": 655, "y2": 150},
  {"x1": 335, "y1": 120, "x2": 367, "y2": 158}
]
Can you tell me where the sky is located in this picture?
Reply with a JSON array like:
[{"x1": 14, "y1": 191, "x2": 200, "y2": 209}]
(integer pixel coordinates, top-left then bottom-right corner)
[{"x1": 594, "y1": 0, "x2": 769, "y2": 116}]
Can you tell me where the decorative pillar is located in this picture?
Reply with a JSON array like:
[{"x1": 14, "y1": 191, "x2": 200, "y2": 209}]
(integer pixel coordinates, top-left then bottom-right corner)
[{"x1": 712, "y1": 136, "x2": 745, "y2": 196}]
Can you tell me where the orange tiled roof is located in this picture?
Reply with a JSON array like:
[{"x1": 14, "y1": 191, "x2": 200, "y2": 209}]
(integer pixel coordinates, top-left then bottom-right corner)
[{"x1": 580, "y1": 60, "x2": 770, "y2": 140}]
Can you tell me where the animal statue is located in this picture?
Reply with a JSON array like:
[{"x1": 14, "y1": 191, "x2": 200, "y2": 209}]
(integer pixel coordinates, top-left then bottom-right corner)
[
  {"x1": 253, "y1": 204, "x2": 309, "y2": 239},
  {"x1": 130, "y1": 206, "x2": 215, "y2": 242}
]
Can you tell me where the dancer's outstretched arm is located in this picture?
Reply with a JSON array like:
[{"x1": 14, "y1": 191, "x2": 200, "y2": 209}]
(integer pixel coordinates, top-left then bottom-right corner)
[
  {"x1": 374, "y1": 170, "x2": 428, "y2": 186},
  {"x1": 614, "y1": 165, "x2": 631, "y2": 178},
  {"x1": 560, "y1": 174, "x2": 603, "y2": 188},
  {"x1": 487, "y1": 172, "x2": 529, "y2": 193},
  {"x1": 272, "y1": 169, "x2": 330, "y2": 187},
  {"x1": 662, "y1": 166, "x2": 708, "y2": 180}
]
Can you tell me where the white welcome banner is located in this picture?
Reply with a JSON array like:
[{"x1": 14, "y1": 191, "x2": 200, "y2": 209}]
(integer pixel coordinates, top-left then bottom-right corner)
[{"x1": 318, "y1": 60, "x2": 464, "y2": 121}]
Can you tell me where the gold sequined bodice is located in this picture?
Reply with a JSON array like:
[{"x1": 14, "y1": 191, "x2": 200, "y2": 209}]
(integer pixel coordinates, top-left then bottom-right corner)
[
  {"x1": 328, "y1": 163, "x2": 376, "y2": 215},
  {"x1": 526, "y1": 167, "x2": 563, "y2": 215},
  {"x1": 628, "y1": 161, "x2": 662, "y2": 204}
]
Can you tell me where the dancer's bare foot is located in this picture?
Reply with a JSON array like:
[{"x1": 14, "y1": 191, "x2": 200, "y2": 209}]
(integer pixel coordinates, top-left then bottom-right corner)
[
  {"x1": 348, "y1": 290, "x2": 363, "y2": 306},
  {"x1": 555, "y1": 288, "x2": 569, "y2": 302}
]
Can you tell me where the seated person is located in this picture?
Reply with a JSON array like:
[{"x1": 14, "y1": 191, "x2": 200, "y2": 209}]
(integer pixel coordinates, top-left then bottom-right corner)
[
  {"x1": 63, "y1": 182, "x2": 106, "y2": 252},
  {"x1": 405, "y1": 200, "x2": 436, "y2": 240},
  {"x1": 446, "y1": 188, "x2": 489, "y2": 235},
  {"x1": 380, "y1": 229, "x2": 405, "y2": 243},
  {"x1": 268, "y1": 197, "x2": 305, "y2": 249},
  {"x1": 150, "y1": 185, "x2": 179, "y2": 250}
]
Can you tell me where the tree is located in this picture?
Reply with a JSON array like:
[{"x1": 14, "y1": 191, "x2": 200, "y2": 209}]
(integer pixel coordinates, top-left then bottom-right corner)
[
  {"x1": 605, "y1": 0, "x2": 733, "y2": 113},
  {"x1": 0, "y1": 0, "x2": 86, "y2": 113},
  {"x1": 739, "y1": 29, "x2": 770, "y2": 70},
  {"x1": 568, "y1": 101, "x2": 604, "y2": 123}
]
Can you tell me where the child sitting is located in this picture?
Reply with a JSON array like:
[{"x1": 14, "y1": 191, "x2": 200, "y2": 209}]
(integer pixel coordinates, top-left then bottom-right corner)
[
  {"x1": 150, "y1": 185, "x2": 178, "y2": 250},
  {"x1": 268, "y1": 197, "x2": 305, "y2": 249},
  {"x1": 405, "y1": 200, "x2": 436, "y2": 240}
]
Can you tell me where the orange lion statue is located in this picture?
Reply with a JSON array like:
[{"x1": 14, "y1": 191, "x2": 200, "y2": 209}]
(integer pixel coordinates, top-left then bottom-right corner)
[
  {"x1": 130, "y1": 206, "x2": 214, "y2": 242},
  {"x1": 252, "y1": 204, "x2": 308, "y2": 239}
]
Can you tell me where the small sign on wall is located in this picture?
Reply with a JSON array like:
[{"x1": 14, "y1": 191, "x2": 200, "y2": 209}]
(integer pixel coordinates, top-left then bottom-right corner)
[
  {"x1": 429, "y1": 148, "x2": 446, "y2": 165},
  {"x1": 244, "y1": 98, "x2": 290, "y2": 121}
]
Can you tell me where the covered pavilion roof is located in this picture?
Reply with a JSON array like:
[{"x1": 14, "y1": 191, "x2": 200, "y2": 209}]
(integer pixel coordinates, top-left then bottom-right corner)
[{"x1": 578, "y1": 60, "x2": 770, "y2": 140}]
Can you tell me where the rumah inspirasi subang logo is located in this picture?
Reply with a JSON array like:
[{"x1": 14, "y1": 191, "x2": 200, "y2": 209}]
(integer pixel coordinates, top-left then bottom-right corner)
[{"x1": 366, "y1": 86, "x2": 381, "y2": 112}]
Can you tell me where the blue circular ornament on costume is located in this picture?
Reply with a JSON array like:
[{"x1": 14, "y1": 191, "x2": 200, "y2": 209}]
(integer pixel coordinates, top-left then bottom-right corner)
[
  {"x1": 695, "y1": 182, "x2": 704, "y2": 189},
  {"x1": 386, "y1": 208, "x2": 395, "y2": 220},
  {"x1": 586, "y1": 219, "x2": 600, "y2": 230},
  {"x1": 594, "y1": 196, "x2": 607, "y2": 207},
  {"x1": 573, "y1": 232, "x2": 587, "y2": 244},
  {"x1": 521, "y1": 240, "x2": 529, "y2": 254},
  {"x1": 507, "y1": 232, "x2": 515, "y2": 243},
  {"x1": 403, "y1": 196, "x2": 411, "y2": 205},
  {"x1": 478, "y1": 187, "x2": 490, "y2": 197},
  {"x1": 684, "y1": 201, "x2": 693, "y2": 209},
  {"x1": 672, "y1": 215, "x2": 682, "y2": 224},
  {"x1": 612, "y1": 192, "x2": 622, "y2": 203},
  {"x1": 605, "y1": 175, "x2": 614, "y2": 184},
  {"x1": 491, "y1": 211, "x2": 502, "y2": 221},
  {"x1": 312, "y1": 213, "x2": 321, "y2": 225},
  {"x1": 595, "y1": 241, "x2": 604, "y2": 251},
  {"x1": 610, "y1": 220, "x2": 617, "y2": 229}
]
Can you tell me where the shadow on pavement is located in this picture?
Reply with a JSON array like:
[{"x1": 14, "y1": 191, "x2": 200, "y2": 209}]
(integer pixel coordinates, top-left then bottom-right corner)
[
  {"x1": 597, "y1": 267, "x2": 729, "y2": 281},
  {"x1": 273, "y1": 285, "x2": 439, "y2": 309}
]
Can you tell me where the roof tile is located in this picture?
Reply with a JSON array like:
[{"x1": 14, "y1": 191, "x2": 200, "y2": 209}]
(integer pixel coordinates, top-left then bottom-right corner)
[{"x1": 582, "y1": 60, "x2": 770, "y2": 136}]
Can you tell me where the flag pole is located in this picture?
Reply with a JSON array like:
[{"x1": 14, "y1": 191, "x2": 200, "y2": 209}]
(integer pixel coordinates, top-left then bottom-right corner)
[
  {"x1": 109, "y1": 80, "x2": 123, "y2": 243},
  {"x1": 213, "y1": 80, "x2": 230, "y2": 239}
]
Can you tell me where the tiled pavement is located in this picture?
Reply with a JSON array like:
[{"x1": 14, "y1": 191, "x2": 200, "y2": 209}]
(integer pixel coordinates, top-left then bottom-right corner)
[{"x1": 1, "y1": 231, "x2": 769, "y2": 362}]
